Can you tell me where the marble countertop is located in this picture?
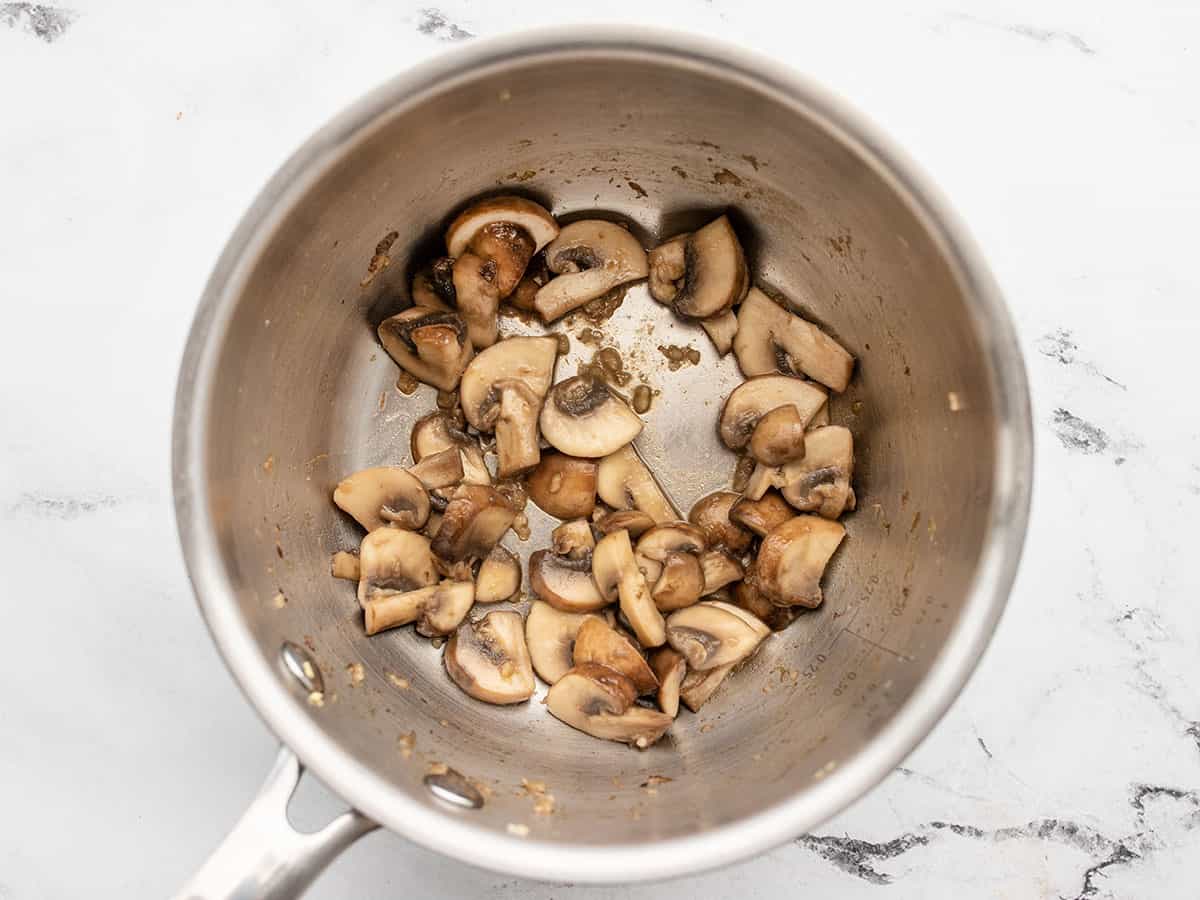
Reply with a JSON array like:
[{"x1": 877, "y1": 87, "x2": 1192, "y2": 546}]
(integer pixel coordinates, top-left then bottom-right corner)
[{"x1": 3, "y1": 1, "x2": 1197, "y2": 897}]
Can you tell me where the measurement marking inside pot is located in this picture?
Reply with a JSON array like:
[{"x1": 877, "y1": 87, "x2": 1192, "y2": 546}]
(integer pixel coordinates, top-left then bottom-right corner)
[{"x1": 844, "y1": 629, "x2": 912, "y2": 662}]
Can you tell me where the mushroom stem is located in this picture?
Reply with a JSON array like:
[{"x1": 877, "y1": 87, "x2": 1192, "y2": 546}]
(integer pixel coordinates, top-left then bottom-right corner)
[{"x1": 493, "y1": 380, "x2": 542, "y2": 477}]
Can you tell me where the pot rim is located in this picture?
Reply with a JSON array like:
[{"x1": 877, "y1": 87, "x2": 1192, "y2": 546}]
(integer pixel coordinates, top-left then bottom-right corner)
[{"x1": 172, "y1": 26, "x2": 1032, "y2": 884}]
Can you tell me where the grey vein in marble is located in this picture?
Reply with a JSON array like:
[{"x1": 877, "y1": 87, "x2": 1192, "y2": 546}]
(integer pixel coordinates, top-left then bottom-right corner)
[
  {"x1": 416, "y1": 8, "x2": 473, "y2": 41},
  {"x1": 1038, "y1": 328, "x2": 1126, "y2": 389},
  {"x1": 948, "y1": 13, "x2": 1096, "y2": 55},
  {"x1": 1052, "y1": 408, "x2": 1110, "y2": 454},
  {"x1": 7, "y1": 492, "x2": 120, "y2": 519},
  {"x1": 0, "y1": 2, "x2": 75, "y2": 42}
]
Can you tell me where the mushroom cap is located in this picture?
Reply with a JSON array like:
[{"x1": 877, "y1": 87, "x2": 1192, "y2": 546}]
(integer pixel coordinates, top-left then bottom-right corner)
[
  {"x1": 700, "y1": 309, "x2": 739, "y2": 356},
  {"x1": 733, "y1": 288, "x2": 855, "y2": 393},
  {"x1": 665, "y1": 599, "x2": 769, "y2": 671},
  {"x1": 540, "y1": 376, "x2": 644, "y2": 458},
  {"x1": 572, "y1": 617, "x2": 659, "y2": 694},
  {"x1": 671, "y1": 215, "x2": 750, "y2": 319},
  {"x1": 634, "y1": 522, "x2": 707, "y2": 587},
  {"x1": 529, "y1": 549, "x2": 608, "y2": 612},
  {"x1": 475, "y1": 545, "x2": 522, "y2": 603},
  {"x1": 679, "y1": 661, "x2": 734, "y2": 712},
  {"x1": 525, "y1": 601, "x2": 598, "y2": 685},
  {"x1": 596, "y1": 445, "x2": 677, "y2": 524},
  {"x1": 700, "y1": 549, "x2": 745, "y2": 595},
  {"x1": 411, "y1": 256, "x2": 457, "y2": 310},
  {"x1": 459, "y1": 335, "x2": 560, "y2": 431},
  {"x1": 649, "y1": 647, "x2": 687, "y2": 718},
  {"x1": 363, "y1": 578, "x2": 475, "y2": 636},
  {"x1": 533, "y1": 220, "x2": 650, "y2": 322},
  {"x1": 444, "y1": 610, "x2": 535, "y2": 704},
  {"x1": 545, "y1": 664, "x2": 672, "y2": 748},
  {"x1": 754, "y1": 514, "x2": 846, "y2": 608},
  {"x1": 410, "y1": 411, "x2": 492, "y2": 487},
  {"x1": 451, "y1": 252, "x2": 502, "y2": 350},
  {"x1": 378, "y1": 308, "x2": 473, "y2": 393},
  {"x1": 445, "y1": 195, "x2": 559, "y2": 257},
  {"x1": 749, "y1": 404, "x2": 808, "y2": 466},
  {"x1": 467, "y1": 221, "x2": 536, "y2": 298},
  {"x1": 526, "y1": 452, "x2": 598, "y2": 519},
  {"x1": 732, "y1": 578, "x2": 799, "y2": 631},
  {"x1": 356, "y1": 528, "x2": 438, "y2": 608},
  {"x1": 688, "y1": 491, "x2": 754, "y2": 553},
  {"x1": 718, "y1": 375, "x2": 828, "y2": 451},
  {"x1": 650, "y1": 551, "x2": 706, "y2": 612},
  {"x1": 647, "y1": 233, "x2": 687, "y2": 304},
  {"x1": 334, "y1": 466, "x2": 430, "y2": 532},
  {"x1": 729, "y1": 490, "x2": 795, "y2": 537},
  {"x1": 407, "y1": 448, "x2": 465, "y2": 491},
  {"x1": 431, "y1": 484, "x2": 516, "y2": 562},
  {"x1": 593, "y1": 529, "x2": 665, "y2": 648},
  {"x1": 779, "y1": 425, "x2": 856, "y2": 519},
  {"x1": 594, "y1": 509, "x2": 656, "y2": 538},
  {"x1": 551, "y1": 519, "x2": 596, "y2": 559}
]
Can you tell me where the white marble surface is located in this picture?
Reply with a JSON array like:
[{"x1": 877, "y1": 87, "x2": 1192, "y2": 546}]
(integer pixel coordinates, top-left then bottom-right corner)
[{"x1": 2, "y1": 1, "x2": 1198, "y2": 897}]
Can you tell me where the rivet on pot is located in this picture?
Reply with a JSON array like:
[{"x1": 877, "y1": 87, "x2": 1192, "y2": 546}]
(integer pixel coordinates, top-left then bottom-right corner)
[
  {"x1": 280, "y1": 641, "x2": 324, "y2": 694},
  {"x1": 424, "y1": 769, "x2": 485, "y2": 809}
]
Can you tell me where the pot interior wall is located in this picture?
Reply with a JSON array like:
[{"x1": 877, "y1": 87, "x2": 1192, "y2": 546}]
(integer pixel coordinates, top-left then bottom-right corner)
[{"x1": 199, "y1": 49, "x2": 997, "y2": 843}]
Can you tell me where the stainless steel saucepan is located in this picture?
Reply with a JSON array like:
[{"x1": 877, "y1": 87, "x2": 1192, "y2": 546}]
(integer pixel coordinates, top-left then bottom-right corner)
[{"x1": 171, "y1": 28, "x2": 1032, "y2": 898}]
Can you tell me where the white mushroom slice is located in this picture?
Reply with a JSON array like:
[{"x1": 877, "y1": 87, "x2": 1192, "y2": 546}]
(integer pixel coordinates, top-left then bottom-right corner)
[
  {"x1": 572, "y1": 617, "x2": 659, "y2": 694},
  {"x1": 475, "y1": 545, "x2": 521, "y2": 603},
  {"x1": 445, "y1": 195, "x2": 559, "y2": 257},
  {"x1": 333, "y1": 466, "x2": 430, "y2": 532},
  {"x1": 718, "y1": 375, "x2": 828, "y2": 452},
  {"x1": 749, "y1": 405, "x2": 807, "y2": 466},
  {"x1": 650, "y1": 648, "x2": 687, "y2": 717},
  {"x1": 356, "y1": 528, "x2": 438, "y2": 609},
  {"x1": 540, "y1": 376, "x2": 644, "y2": 458},
  {"x1": 592, "y1": 529, "x2": 665, "y2": 648},
  {"x1": 634, "y1": 523, "x2": 707, "y2": 590},
  {"x1": 407, "y1": 448, "x2": 465, "y2": 491},
  {"x1": 364, "y1": 578, "x2": 474, "y2": 636},
  {"x1": 659, "y1": 215, "x2": 749, "y2": 319},
  {"x1": 742, "y1": 461, "x2": 784, "y2": 501},
  {"x1": 444, "y1": 610, "x2": 535, "y2": 704},
  {"x1": 411, "y1": 256, "x2": 457, "y2": 310},
  {"x1": 651, "y1": 552, "x2": 706, "y2": 612},
  {"x1": 700, "y1": 309, "x2": 738, "y2": 356},
  {"x1": 665, "y1": 600, "x2": 769, "y2": 671},
  {"x1": 545, "y1": 663, "x2": 672, "y2": 748},
  {"x1": 679, "y1": 662, "x2": 734, "y2": 712},
  {"x1": 330, "y1": 550, "x2": 360, "y2": 581},
  {"x1": 596, "y1": 445, "x2": 677, "y2": 524},
  {"x1": 700, "y1": 549, "x2": 744, "y2": 595},
  {"x1": 754, "y1": 515, "x2": 846, "y2": 608},
  {"x1": 431, "y1": 484, "x2": 516, "y2": 562},
  {"x1": 729, "y1": 491, "x2": 794, "y2": 537},
  {"x1": 529, "y1": 549, "x2": 608, "y2": 612},
  {"x1": 594, "y1": 509, "x2": 656, "y2": 538},
  {"x1": 733, "y1": 288, "x2": 854, "y2": 392},
  {"x1": 534, "y1": 220, "x2": 649, "y2": 322},
  {"x1": 526, "y1": 452, "x2": 598, "y2": 519},
  {"x1": 465, "y1": 221, "x2": 536, "y2": 298},
  {"x1": 410, "y1": 411, "x2": 491, "y2": 486},
  {"x1": 525, "y1": 601, "x2": 597, "y2": 685},
  {"x1": 452, "y1": 252, "x2": 502, "y2": 349},
  {"x1": 688, "y1": 492, "x2": 753, "y2": 554},
  {"x1": 551, "y1": 519, "x2": 595, "y2": 560},
  {"x1": 779, "y1": 425, "x2": 856, "y2": 519},
  {"x1": 492, "y1": 379, "x2": 543, "y2": 477},
  {"x1": 378, "y1": 308, "x2": 473, "y2": 393}
]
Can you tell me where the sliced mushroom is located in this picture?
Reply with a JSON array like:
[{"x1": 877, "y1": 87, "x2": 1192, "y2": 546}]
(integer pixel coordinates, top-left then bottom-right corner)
[
  {"x1": 718, "y1": 375, "x2": 827, "y2": 452},
  {"x1": 807, "y1": 401, "x2": 831, "y2": 430},
  {"x1": 475, "y1": 545, "x2": 521, "y2": 603},
  {"x1": 364, "y1": 578, "x2": 474, "y2": 636},
  {"x1": 700, "y1": 309, "x2": 738, "y2": 356},
  {"x1": 572, "y1": 617, "x2": 659, "y2": 694},
  {"x1": 444, "y1": 610, "x2": 535, "y2": 704},
  {"x1": 410, "y1": 411, "x2": 491, "y2": 486},
  {"x1": 700, "y1": 549, "x2": 744, "y2": 595},
  {"x1": 539, "y1": 376, "x2": 644, "y2": 458},
  {"x1": 451, "y1": 252, "x2": 501, "y2": 349},
  {"x1": 651, "y1": 552, "x2": 706, "y2": 612},
  {"x1": 508, "y1": 256, "x2": 550, "y2": 312},
  {"x1": 529, "y1": 549, "x2": 608, "y2": 612},
  {"x1": 634, "y1": 522, "x2": 707, "y2": 591},
  {"x1": 732, "y1": 577, "x2": 798, "y2": 631},
  {"x1": 431, "y1": 484, "x2": 515, "y2": 562},
  {"x1": 465, "y1": 221, "x2": 536, "y2": 298},
  {"x1": 534, "y1": 220, "x2": 650, "y2": 322},
  {"x1": 545, "y1": 663, "x2": 672, "y2": 748},
  {"x1": 729, "y1": 491, "x2": 794, "y2": 537},
  {"x1": 330, "y1": 550, "x2": 360, "y2": 581},
  {"x1": 732, "y1": 288, "x2": 855, "y2": 392},
  {"x1": 356, "y1": 528, "x2": 438, "y2": 608},
  {"x1": 378, "y1": 308, "x2": 473, "y2": 393},
  {"x1": 649, "y1": 647, "x2": 687, "y2": 718},
  {"x1": 551, "y1": 519, "x2": 595, "y2": 559},
  {"x1": 459, "y1": 336, "x2": 559, "y2": 477},
  {"x1": 594, "y1": 509, "x2": 656, "y2": 538},
  {"x1": 596, "y1": 445, "x2": 676, "y2": 524},
  {"x1": 526, "y1": 452, "x2": 597, "y2": 519},
  {"x1": 660, "y1": 215, "x2": 749, "y2": 319},
  {"x1": 592, "y1": 529, "x2": 665, "y2": 648},
  {"x1": 779, "y1": 425, "x2": 856, "y2": 519},
  {"x1": 665, "y1": 600, "x2": 769, "y2": 671},
  {"x1": 407, "y1": 448, "x2": 465, "y2": 491},
  {"x1": 754, "y1": 514, "x2": 845, "y2": 608},
  {"x1": 411, "y1": 256, "x2": 457, "y2": 310},
  {"x1": 333, "y1": 467, "x2": 430, "y2": 532},
  {"x1": 679, "y1": 662, "x2": 734, "y2": 712},
  {"x1": 688, "y1": 491, "x2": 753, "y2": 554},
  {"x1": 445, "y1": 195, "x2": 559, "y2": 258},
  {"x1": 749, "y1": 404, "x2": 807, "y2": 466},
  {"x1": 742, "y1": 461, "x2": 784, "y2": 502},
  {"x1": 647, "y1": 233, "x2": 687, "y2": 304},
  {"x1": 525, "y1": 601, "x2": 597, "y2": 685}
]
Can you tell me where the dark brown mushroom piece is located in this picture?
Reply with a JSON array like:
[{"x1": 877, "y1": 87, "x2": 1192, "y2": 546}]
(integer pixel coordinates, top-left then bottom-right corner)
[
  {"x1": 749, "y1": 404, "x2": 808, "y2": 466},
  {"x1": 649, "y1": 647, "x2": 687, "y2": 718},
  {"x1": 593, "y1": 529, "x2": 664, "y2": 648},
  {"x1": 378, "y1": 308, "x2": 473, "y2": 393},
  {"x1": 411, "y1": 256, "x2": 457, "y2": 310},
  {"x1": 779, "y1": 425, "x2": 856, "y2": 519},
  {"x1": 526, "y1": 452, "x2": 598, "y2": 519},
  {"x1": 431, "y1": 484, "x2": 515, "y2": 563},
  {"x1": 729, "y1": 491, "x2": 794, "y2": 538},
  {"x1": 572, "y1": 617, "x2": 659, "y2": 694},
  {"x1": 688, "y1": 491, "x2": 753, "y2": 554},
  {"x1": 753, "y1": 514, "x2": 846, "y2": 608}
]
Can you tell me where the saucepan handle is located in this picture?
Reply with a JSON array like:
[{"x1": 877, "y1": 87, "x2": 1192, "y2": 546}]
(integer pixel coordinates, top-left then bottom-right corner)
[{"x1": 172, "y1": 746, "x2": 377, "y2": 900}]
